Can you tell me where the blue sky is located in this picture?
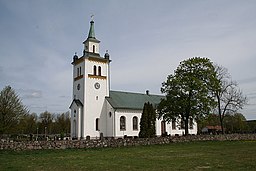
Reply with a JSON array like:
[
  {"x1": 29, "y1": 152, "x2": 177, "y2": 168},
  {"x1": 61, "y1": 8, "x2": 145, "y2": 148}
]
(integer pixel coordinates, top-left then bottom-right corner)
[{"x1": 0, "y1": 0, "x2": 256, "y2": 119}]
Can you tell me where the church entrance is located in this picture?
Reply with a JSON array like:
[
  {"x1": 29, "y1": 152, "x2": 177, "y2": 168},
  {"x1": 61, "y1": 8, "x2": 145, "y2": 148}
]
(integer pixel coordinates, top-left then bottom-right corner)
[
  {"x1": 73, "y1": 120, "x2": 76, "y2": 138},
  {"x1": 161, "y1": 121, "x2": 166, "y2": 136}
]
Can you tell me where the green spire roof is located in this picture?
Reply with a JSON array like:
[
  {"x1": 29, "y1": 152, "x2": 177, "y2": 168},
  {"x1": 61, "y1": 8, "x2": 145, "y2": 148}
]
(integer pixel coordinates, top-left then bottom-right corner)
[{"x1": 88, "y1": 20, "x2": 96, "y2": 38}]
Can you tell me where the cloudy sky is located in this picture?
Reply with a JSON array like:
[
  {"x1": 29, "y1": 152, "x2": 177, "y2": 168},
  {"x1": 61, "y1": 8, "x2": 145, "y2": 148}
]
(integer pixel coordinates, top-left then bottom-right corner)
[{"x1": 0, "y1": 0, "x2": 256, "y2": 119}]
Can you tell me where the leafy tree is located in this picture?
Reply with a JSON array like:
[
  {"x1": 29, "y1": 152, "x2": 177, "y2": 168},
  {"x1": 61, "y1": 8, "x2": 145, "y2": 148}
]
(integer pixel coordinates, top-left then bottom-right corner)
[
  {"x1": 197, "y1": 114, "x2": 220, "y2": 133},
  {"x1": 54, "y1": 112, "x2": 70, "y2": 136},
  {"x1": 17, "y1": 113, "x2": 38, "y2": 134},
  {"x1": 213, "y1": 65, "x2": 247, "y2": 134},
  {"x1": 39, "y1": 111, "x2": 54, "y2": 135},
  {"x1": 139, "y1": 102, "x2": 156, "y2": 138},
  {"x1": 0, "y1": 86, "x2": 29, "y2": 135},
  {"x1": 246, "y1": 120, "x2": 256, "y2": 133},
  {"x1": 158, "y1": 57, "x2": 219, "y2": 135},
  {"x1": 223, "y1": 113, "x2": 247, "y2": 133}
]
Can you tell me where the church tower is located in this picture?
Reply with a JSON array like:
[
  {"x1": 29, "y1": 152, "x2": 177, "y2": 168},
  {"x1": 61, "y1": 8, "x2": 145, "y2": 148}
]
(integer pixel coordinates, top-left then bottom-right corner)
[{"x1": 70, "y1": 18, "x2": 110, "y2": 139}]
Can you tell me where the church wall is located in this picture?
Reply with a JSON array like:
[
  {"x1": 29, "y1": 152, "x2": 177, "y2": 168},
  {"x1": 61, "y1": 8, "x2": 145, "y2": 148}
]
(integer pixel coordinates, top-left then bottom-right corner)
[
  {"x1": 73, "y1": 61, "x2": 85, "y2": 103},
  {"x1": 104, "y1": 101, "x2": 115, "y2": 137},
  {"x1": 113, "y1": 111, "x2": 198, "y2": 138},
  {"x1": 114, "y1": 109, "x2": 142, "y2": 138},
  {"x1": 82, "y1": 59, "x2": 109, "y2": 139},
  {"x1": 167, "y1": 118, "x2": 198, "y2": 136},
  {"x1": 155, "y1": 119, "x2": 163, "y2": 136},
  {"x1": 88, "y1": 41, "x2": 99, "y2": 54}
]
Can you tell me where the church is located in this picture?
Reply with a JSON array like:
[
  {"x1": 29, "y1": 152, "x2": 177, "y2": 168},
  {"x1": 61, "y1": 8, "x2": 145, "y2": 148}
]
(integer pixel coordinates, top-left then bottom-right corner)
[{"x1": 69, "y1": 19, "x2": 197, "y2": 139}]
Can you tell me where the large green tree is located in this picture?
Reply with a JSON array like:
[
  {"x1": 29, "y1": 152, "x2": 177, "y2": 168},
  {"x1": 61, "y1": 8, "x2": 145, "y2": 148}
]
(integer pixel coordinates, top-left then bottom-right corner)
[
  {"x1": 0, "y1": 86, "x2": 29, "y2": 135},
  {"x1": 213, "y1": 65, "x2": 247, "y2": 134},
  {"x1": 139, "y1": 102, "x2": 156, "y2": 138},
  {"x1": 158, "y1": 57, "x2": 220, "y2": 135}
]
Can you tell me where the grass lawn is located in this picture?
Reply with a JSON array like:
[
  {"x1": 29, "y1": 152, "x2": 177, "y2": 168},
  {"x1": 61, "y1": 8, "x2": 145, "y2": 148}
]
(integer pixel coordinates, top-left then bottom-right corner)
[{"x1": 0, "y1": 141, "x2": 256, "y2": 171}]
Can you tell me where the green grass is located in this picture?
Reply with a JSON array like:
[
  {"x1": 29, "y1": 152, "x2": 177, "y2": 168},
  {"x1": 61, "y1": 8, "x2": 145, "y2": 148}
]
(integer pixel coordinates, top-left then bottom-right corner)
[{"x1": 0, "y1": 141, "x2": 256, "y2": 171}]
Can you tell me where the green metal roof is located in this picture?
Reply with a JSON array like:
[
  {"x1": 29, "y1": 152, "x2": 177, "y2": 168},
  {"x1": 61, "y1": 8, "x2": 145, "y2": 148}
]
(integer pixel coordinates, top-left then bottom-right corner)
[
  {"x1": 84, "y1": 20, "x2": 100, "y2": 44},
  {"x1": 106, "y1": 90, "x2": 164, "y2": 110},
  {"x1": 88, "y1": 20, "x2": 95, "y2": 38},
  {"x1": 88, "y1": 20, "x2": 96, "y2": 39}
]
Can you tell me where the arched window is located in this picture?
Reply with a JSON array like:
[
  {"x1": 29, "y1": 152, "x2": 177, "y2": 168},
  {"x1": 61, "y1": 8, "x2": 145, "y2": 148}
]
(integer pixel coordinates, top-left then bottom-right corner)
[
  {"x1": 96, "y1": 118, "x2": 99, "y2": 131},
  {"x1": 98, "y1": 66, "x2": 101, "y2": 76},
  {"x1": 93, "y1": 45, "x2": 95, "y2": 53},
  {"x1": 79, "y1": 67, "x2": 82, "y2": 76},
  {"x1": 120, "y1": 116, "x2": 126, "y2": 131},
  {"x1": 77, "y1": 68, "x2": 79, "y2": 77},
  {"x1": 172, "y1": 119, "x2": 176, "y2": 130},
  {"x1": 180, "y1": 119, "x2": 185, "y2": 129},
  {"x1": 74, "y1": 110, "x2": 76, "y2": 117},
  {"x1": 93, "y1": 65, "x2": 97, "y2": 75},
  {"x1": 189, "y1": 118, "x2": 193, "y2": 129},
  {"x1": 133, "y1": 116, "x2": 138, "y2": 130}
]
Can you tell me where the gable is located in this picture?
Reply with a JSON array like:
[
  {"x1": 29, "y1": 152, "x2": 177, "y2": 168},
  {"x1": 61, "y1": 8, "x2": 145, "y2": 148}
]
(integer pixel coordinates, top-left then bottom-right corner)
[
  {"x1": 69, "y1": 99, "x2": 83, "y2": 109},
  {"x1": 106, "y1": 90, "x2": 164, "y2": 110}
]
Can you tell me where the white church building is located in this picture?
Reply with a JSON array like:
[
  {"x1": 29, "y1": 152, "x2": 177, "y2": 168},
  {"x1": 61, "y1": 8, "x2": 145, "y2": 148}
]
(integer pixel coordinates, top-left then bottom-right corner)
[{"x1": 70, "y1": 19, "x2": 197, "y2": 139}]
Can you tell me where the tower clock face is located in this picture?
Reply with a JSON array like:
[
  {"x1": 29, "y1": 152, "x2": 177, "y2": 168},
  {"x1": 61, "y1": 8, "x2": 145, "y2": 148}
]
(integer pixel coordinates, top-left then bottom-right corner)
[{"x1": 94, "y1": 82, "x2": 100, "y2": 89}]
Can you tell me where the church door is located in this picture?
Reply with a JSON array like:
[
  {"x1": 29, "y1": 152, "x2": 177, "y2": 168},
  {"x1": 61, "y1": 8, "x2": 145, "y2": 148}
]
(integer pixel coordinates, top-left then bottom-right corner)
[{"x1": 73, "y1": 120, "x2": 76, "y2": 138}]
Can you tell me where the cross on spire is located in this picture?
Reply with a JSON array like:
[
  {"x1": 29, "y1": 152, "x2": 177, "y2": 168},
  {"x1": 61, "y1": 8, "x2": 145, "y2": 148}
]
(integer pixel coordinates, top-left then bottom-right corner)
[{"x1": 91, "y1": 14, "x2": 94, "y2": 21}]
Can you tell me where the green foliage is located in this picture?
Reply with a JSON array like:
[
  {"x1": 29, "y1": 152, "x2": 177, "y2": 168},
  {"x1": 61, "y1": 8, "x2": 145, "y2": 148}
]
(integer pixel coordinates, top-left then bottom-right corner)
[
  {"x1": 53, "y1": 112, "x2": 71, "y2": 135},
  {"x1": 158, "y1": 57, "x2": 220, "y2": 135},
  {"x1": 38, "y1": 111, "x2": 53, "y2": 135},
  {"x1": 197, "y1": 114, "x2": 220, "y2": 132},
  {"x1": 198, "y1": 113, "x2": 248, "y2": 134},
  {"x1": 0, "y1": 86, "x2": 29, "y2": 135},
  {"x1": 139, "y1": 102, "x2": 156, "y2": 138},
  {"x1": 246, "y1": 120, "x2": 256, "y2": 133},
  {"x1": 223, "y1": 113, "x2": 247, "y2": 133},
  {"x1": 16, "y1": 113, "x2": 38, "y2": 134},
  {"x1": 0, "y1": 85, "x2": 71, "y2": 137},
  {"x1": 38, "y1": 111, "x2": 71, "y2": 135}
]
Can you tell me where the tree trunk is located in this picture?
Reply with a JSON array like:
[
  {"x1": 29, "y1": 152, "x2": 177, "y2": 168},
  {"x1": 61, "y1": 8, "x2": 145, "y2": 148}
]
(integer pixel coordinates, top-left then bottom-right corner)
[
  {"x1": 217, "y1": 94, "x2": 224, "y2": 134},
  {"x1": 184, "y1": 115, "x2": 189, "y2": 136}
]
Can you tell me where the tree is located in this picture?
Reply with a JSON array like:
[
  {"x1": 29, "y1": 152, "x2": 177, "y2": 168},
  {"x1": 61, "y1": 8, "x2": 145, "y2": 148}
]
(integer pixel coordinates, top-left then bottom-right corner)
[
  {"x1": 139, "y1": 102, "x2": 156, "y2": 138},
  {"x1": 54, "y1": 111, "x2": 70, "y2": 136},
  {"x1": 223, "y1": 113, "x2": 247, "y2": 133},
  {"x1": 158, "y1": 57, "x2": 219, "y2": 135},
  {"x1": 213, "y1": 65, "x2": 247, "y2": 134},
  {"x1": 197, "y1": 113, "x2": 220, "y2": 133},
  {"x1": 0, "y1": 86, "x2": 29, "y2": 135},
  {"x1": 39, "y1": 111, "x2": 53, "y2": 135},
  {"x1": 17, "y1": 113, "x2": 38, "y2": 134},
  {"x1": 246, "y1": 120, "x2": 256, "y2": 133}
]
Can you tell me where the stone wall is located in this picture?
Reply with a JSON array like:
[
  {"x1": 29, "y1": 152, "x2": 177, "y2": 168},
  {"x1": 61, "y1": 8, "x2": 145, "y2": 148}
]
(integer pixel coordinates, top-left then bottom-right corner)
[{"x1": 1, "y1": 134, "x2": 256, "y2": 151}]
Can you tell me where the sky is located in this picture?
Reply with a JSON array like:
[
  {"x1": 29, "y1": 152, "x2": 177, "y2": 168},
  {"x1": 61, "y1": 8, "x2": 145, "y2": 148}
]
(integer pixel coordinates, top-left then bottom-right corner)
[{"x1": 0, "y1": 0, "x2": 256, "y2": 120}]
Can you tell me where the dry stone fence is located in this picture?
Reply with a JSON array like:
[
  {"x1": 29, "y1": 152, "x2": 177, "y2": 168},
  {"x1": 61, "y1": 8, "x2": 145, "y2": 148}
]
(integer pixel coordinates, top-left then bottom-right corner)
[{"x1": 1, "y1": 134, "x2": 256, "y2": 151}]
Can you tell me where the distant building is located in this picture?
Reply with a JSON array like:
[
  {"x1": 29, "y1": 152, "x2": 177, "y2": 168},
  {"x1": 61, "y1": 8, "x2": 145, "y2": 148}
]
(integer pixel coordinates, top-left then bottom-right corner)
[
  {"x1": 202, "y1": 126, "x2": 222, "y2": 134},
  {"x1": 69, "y1": 19, "x2": 197, "y2": 139}
]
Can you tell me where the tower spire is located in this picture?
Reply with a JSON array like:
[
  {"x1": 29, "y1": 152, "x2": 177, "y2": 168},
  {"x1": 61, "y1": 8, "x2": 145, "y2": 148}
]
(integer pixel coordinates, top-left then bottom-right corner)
[
  {"x1": 88, "y1": 16, "x2": 96, "y2": 39},
  {"x1": 83, "y1": 17, "x2": 100, "y2": 55}
]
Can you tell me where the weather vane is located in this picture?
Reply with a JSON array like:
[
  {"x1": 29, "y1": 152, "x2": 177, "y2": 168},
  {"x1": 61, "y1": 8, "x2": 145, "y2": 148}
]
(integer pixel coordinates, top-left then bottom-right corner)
[{"x1": 91, "y1": 14, "x2": 94, "y2": 21}]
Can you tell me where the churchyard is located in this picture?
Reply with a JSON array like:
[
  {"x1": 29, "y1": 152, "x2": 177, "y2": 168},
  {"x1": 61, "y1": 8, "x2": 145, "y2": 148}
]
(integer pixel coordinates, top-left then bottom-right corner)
[{"x1": 1, "y1": 140, "x2": 255, "y2": 170}]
